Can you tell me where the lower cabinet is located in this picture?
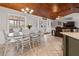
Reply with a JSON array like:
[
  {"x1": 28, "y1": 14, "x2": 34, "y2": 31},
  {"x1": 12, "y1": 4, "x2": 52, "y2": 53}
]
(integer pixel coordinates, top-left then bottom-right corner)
[
  {"x1": 68, "y1": 37, "x2": 79, "y2": 56},
  {"x1": 63, "y1": 36, "x2": 79, "y2": 56}
]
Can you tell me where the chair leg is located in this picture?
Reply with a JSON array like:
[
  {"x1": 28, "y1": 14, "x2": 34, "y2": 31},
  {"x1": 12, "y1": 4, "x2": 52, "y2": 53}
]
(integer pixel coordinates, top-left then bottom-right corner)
[
  {"x1": 38, "y1": 40, "x2": 40, "y2": 47},
  {"x1": 29, "y1": 41, "x2": 31, "y2": 49},
  {"x1": 4, "y1": 44, "x2": 8, "y2": 56},
  {"x1": 32, "y1": 41, "x2": 35, "y2": 48},
  {"x1": 21, "y1": 41, "x2": 24, "y2": 55},
  {"x1": 16, "y1": 42, "x2": 19, "y2": 52}
]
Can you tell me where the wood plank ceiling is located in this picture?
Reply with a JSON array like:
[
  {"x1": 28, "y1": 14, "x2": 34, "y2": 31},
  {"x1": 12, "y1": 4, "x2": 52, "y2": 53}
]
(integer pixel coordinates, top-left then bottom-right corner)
[{"x1": 0, "y1": 3, "x2": 79, "y2": 20}]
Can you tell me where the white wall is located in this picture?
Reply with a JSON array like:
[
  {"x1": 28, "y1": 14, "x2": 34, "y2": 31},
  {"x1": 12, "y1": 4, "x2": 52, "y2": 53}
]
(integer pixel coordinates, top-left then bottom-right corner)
[
  {"x1": 26, "y1": 14, "x2": 41, "y2": 30},
  {"x1": 0, "y1": 6, "x2": 26, "y2": 32},
  {"x1": 0, "y1": 6, "x2": 53, "y2": 44},
  {"x1": 46, "y1": 19, "x2": 52, "y2": 33},
  {"x1": 0, "y1": 6, "x2": 52, "y2": 33},
  {"x1": 25, "y1": 13, "x2": 52, "y2": 33},
  {"x1": 51, "y1": 20, "x2": 58, "y2": 28},
  {"x1": 1, "y1": 6, "x2": 79, "y2": 34},
  {"x1": 51, "y1": 13, "x2": 79, "y2": 29}
]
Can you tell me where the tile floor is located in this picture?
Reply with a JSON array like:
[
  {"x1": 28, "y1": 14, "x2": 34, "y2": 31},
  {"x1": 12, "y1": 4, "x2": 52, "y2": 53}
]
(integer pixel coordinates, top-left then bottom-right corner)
[{"x1": 20, "y1": 35, "x2": 63, "y2": 56}]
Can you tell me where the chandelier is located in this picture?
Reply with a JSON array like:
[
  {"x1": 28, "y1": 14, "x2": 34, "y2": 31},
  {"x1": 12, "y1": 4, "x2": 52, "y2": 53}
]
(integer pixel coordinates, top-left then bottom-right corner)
[{"x1": 21, "y1": 7, "x2": 34, "y2": 14}]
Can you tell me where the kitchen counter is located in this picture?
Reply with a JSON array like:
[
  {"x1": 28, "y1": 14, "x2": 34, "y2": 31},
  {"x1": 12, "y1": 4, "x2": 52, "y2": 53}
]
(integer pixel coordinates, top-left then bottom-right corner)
[
  {"x1": 61, "y1": 32, "x2": 79, "y2": 40},
  {"x1": 61, "y1": 32, "x2": 79, "y2": 56}
]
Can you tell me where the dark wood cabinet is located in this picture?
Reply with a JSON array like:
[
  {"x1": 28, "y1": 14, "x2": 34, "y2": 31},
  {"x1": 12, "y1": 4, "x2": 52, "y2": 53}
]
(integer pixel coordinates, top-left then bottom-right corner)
[{"x1": 54, "y1": 26, "x2": 78, "y2": 37}]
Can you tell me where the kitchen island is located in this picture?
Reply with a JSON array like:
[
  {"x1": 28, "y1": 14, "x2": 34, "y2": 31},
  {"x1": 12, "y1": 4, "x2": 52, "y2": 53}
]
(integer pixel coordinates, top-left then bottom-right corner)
[{"x1": 61, "y1": 32, "x2": 79, "y2": 56}]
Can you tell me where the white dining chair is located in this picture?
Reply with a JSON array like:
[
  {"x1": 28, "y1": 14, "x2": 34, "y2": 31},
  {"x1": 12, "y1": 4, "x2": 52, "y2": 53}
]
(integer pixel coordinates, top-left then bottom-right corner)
[
  {"x1": 19, "y1": 29, "x2": 32, "y2": 54},
  {"x1": 20, "y1": 35, "x2": 31, "y2": 54},
  {"x1": 2, "y1": 30, "x2": 21, "y2": 56},
  {"x1": 30, "y1": 32, "x2": 41, "y2": 48},
  {"x1": 22, "y1": 28, "x2": 30, "y2": 36},
  {"x1": 39, "y1": 32, "x2": 48, "y2": 47},
  {"x1": 0, "y1": 30, "x2": 6, "y2": 56}
]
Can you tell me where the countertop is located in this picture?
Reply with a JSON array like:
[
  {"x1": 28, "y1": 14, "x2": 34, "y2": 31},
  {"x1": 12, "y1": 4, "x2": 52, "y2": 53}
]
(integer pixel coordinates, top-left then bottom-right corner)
[{"x1": 61, "y1": 32, "x2": 79, "y2": 40}]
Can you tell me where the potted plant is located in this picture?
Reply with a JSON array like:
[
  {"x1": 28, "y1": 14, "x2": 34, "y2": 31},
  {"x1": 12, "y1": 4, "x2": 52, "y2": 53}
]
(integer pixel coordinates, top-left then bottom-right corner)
[{"x1": 27, "y1": 24, "x2": 32, "y2": 29}]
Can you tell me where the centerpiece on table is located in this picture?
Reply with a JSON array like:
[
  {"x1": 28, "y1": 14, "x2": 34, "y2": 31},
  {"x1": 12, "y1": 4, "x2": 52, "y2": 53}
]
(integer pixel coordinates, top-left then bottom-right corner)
[{"x1": 27, "y1": 24, "x2": 32, "y2": 29}]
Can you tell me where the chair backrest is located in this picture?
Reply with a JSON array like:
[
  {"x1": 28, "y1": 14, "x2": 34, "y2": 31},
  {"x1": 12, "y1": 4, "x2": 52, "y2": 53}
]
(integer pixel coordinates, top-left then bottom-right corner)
[
  {"x1": 13, "y1": 28, "x2": 20, "y2": 33},
  {"x1": 22, "y1": 28, "x2": 30, "y2": 35},
  {"x1": 9, "y1": 28, "x2": 14, "y2": 33},
  {"x1": 0, "y1": 30, "x2": 6, "y2": 44}
]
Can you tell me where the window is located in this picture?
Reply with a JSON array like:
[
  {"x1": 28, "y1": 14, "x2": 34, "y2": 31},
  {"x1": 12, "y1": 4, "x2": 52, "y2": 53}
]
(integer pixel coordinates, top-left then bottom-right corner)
[{"x1": 8, "y1": 14, "x2": 25, "y2": 33}]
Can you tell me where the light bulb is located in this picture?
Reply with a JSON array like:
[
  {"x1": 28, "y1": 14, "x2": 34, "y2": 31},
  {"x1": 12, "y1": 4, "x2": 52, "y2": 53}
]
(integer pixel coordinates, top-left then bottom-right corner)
[
  {"x1": 21, "y1": 9, "x2": 25, "y2": 12},
  {"x1": 29, "y1": 9, "x2": 34, "y2": 14},
  {"x1": 26, "y1": 8, "x2": 29, "y2": 11}
]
